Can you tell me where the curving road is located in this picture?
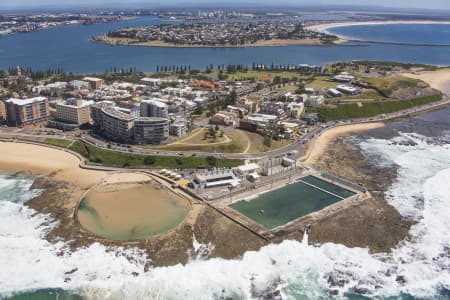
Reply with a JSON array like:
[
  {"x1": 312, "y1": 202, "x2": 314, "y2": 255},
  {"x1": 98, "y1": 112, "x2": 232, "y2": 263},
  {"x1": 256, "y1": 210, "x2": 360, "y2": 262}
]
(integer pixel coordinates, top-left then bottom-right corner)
[{"x1": 1, "y1": 96, "x2": 449, "y2": 162}]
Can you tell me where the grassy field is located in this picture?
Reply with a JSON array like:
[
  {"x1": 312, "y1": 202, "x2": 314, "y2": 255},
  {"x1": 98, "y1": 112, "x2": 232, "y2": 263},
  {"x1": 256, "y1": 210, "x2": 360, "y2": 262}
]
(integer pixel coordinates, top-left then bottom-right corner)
[
  {"x1": 318, "y1": 94, "x2": 442, "y2": 121},
  {"x1": 146, "y1": 129, "x2": 288, "y2": 154},
  {"x1": 209, "y1": 71, "x2": 301, "y2": 81},
  {"x1": 173, "y1": 128, "x2": 228, "y2": 144},
  {"x1": 44, "y1": 140, "x2": 243, "y2": 169},
  {"x1": 153, "y1": 141, "x2": 244, "y2": 153},
  {"x1": 44, "y1": 138, "x2": 73, "y2": 148},
  {"x1": 232, "y1": 130, "x2": 287, "y2": 153},
  {"x1": 361, "y1": 76, "x2": 421, "y2": 97},
  {"x1": 305, "y1": 76, "x2": 337, "y2": 89},
  {"x1": 341, "y1": 89, "x2": 384, "y2": 101}
]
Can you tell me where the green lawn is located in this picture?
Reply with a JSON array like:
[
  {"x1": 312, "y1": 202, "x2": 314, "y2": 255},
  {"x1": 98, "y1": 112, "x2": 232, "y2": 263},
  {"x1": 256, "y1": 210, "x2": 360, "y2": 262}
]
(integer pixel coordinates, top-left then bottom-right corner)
[
  {"x1": 44, "y1": 138, "x2": 73, "y2": 148},
  {"x1": 361, "y1": 76, "x2": 421, "y2": 97},
  {"x1": 68, "y1": 141, "x2": 243, "y2": 169},
  {"x1": 318, "y1": 94, "x2": 442, "y2": 121},
  {"x1": 341, "y1": 90, "x2": 384, "y2": 101},
  {"x1": 208, "y1": 71, "x2": 301, "y2": 81},
  {"x1": 154, "y1": 142, "x2": 243, "y2": 153}
]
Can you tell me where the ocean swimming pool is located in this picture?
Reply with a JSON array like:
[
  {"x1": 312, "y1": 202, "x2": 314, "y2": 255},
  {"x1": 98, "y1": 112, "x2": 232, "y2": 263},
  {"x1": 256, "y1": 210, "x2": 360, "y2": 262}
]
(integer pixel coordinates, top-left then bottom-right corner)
[{"x1": 230, "y1": 176, "x2": 356, "y2": 229}]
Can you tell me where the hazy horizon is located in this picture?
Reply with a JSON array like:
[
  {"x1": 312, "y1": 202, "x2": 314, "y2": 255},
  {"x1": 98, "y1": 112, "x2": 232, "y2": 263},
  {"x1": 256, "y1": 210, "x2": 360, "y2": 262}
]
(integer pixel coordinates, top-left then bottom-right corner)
[{"x1": 1, "y1": 0, "x2": 449, "y2": 11}]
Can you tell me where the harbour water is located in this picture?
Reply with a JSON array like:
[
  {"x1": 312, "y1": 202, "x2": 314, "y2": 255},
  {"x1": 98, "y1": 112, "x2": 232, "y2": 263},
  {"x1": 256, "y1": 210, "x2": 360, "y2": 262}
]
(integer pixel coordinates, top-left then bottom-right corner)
[
  {"x1": 0, "y1": 18, "x2": 450, "y2": 73},
  {"x1": 328, "y1": 23, "x2": 450, "y2": 45}
]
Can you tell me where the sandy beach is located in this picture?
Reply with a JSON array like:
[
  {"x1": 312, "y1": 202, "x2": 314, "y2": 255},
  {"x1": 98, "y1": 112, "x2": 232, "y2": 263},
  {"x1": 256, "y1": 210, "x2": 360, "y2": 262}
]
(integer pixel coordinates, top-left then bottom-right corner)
[
  {"x1": 93, "y1": 35, "x2": 341, "y2": 47},
  {"x1": 301, "y1": 123, "x2": 385, "y2": 165},
  {"x1": 403, "y1": 68, "x2": 450, "y2": 95},
  {"x1": 0, "y1": 142, "x2": 105, "y2": 189},
  {"x1": 0, "y1": 141, "x2": 266, "y2": 265},
  {"x1": 307, "y1": 20, "x2": 450, "y2": 39}
]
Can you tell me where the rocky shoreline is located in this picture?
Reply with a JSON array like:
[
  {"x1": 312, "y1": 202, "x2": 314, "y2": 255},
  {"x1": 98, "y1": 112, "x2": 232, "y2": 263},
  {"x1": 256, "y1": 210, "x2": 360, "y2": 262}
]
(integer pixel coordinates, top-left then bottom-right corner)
[
  {"x1": 307, "y1": 135, "x2": 414, "y2": 252},
  {"x1": 26, "y1": 175, "x2": 266, "y2": 267},
  {"x1": 18, "y1": 126, "x2": 414, "y2": 267}
]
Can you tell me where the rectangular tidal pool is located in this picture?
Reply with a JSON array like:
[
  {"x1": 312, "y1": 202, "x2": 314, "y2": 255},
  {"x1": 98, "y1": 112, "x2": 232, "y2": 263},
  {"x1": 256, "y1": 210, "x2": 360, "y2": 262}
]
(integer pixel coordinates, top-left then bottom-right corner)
[{"x1": 230, "y1": 176, "x2": 356, "y2": 229}]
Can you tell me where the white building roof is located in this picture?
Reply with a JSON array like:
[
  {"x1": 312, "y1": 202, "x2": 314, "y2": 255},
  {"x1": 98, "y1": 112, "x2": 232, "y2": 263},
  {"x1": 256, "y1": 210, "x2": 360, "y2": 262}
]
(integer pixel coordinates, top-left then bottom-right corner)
[
  {"x1": 337, "y1": 85, "x2": 358, "y2": 93},
  {"x1": 205, "y1": 179, "x2": 240, "y2": 188},
  {"x1": 141, "y1": 98, "x2": 168, "y2": 108},
  {"x1": 57, "y1": 99, "x2": 93, "y2": 108},
  {"x1": 237, "y1": 163, "x2": 260, "y2": 173},
  {"x1": 6, "y1": 97, "x2": 47, "y2": 106},
  {"x1": 83, "y1": 77, "x2": 103, "y2": 82}
]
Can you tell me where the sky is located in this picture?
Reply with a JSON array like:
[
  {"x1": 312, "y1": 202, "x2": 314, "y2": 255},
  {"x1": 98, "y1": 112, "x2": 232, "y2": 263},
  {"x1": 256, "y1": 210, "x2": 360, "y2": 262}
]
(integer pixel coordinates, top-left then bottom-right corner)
[{"x1": 0, "y1": 0, "x2": 449, "y2": 10}]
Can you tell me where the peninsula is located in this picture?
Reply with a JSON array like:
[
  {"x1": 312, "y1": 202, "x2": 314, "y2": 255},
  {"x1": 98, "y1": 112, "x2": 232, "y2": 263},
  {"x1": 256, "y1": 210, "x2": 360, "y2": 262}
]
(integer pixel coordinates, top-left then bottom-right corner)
[{"x1": 92, "y1": 21, "x2": 340, "y2": 47}]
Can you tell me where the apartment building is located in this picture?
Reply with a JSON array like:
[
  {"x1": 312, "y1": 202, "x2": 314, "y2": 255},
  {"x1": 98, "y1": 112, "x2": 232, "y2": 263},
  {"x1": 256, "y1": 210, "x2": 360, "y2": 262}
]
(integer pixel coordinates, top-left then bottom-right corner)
[
  {"x1": 140, "y1": 99, "x2": 168, "y2": 118},
  {"x1": 0, "y1": 101, "x2": 6, "y2": 122},
  {"x1": 55, "y1": 98, "x2": 93, "y2": 125},
  {"x1": 169, "y1": 119, "x2": 187, "y2": 138},
  {"x1": 91, "y1": 103, "x2": 136, "y2": 142},
  {"x1": 92, "y1": 101, "x2": 169, "y2": 145},
  {"x1": 5, "y1": 97, "x2": 49, "y2": 126},
  {"x1": 83, "y1": 77, "x2": 104, "y2": 90},
  {"x1": 134, "y1": 117, "x2": 169, "y2": 145}
]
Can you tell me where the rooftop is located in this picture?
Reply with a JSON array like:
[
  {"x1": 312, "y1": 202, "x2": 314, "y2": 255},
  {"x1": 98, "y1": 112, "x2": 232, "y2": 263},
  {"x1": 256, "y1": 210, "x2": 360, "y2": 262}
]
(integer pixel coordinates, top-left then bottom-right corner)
[
  {"x1": 102, "y1": 106, "x2": 136, "y2": 122},
  {"x1": 6, "y1": 97, "x2": 47, "y2": 106}
]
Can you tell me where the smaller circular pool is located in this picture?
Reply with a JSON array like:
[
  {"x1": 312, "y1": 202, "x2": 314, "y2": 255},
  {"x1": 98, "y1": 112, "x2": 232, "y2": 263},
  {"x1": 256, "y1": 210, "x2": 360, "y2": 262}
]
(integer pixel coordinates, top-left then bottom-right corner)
[{"x1": 77, "y1": 177, "x2": 190, "y2": 240}]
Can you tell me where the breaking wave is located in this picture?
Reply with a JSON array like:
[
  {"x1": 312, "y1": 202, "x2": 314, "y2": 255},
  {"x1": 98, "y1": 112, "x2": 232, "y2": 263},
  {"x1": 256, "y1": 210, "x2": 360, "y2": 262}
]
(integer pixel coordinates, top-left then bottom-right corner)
[{"x1": 1, "y1": 132, "x2": 449, "y2": 299}]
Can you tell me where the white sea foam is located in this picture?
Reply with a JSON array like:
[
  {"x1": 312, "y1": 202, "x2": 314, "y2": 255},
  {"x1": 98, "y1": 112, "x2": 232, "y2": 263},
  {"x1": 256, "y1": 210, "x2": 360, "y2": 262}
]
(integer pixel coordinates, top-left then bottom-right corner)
[{"x1": 1, "y1": 132, "x2": 449, "y2": 299}]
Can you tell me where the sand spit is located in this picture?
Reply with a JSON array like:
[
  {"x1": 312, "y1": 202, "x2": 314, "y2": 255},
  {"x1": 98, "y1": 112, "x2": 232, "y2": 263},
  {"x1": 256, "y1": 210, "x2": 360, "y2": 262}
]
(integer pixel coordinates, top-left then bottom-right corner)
[
  {"x1": 307, "y1": 20, "x2": 450, "y2": 37},
  {"x1": 301, "y1": 123, "x2": 385, "y2": 165},
  {"x1": 403, "y1": 68, "x2": 450, "y2": 95}
]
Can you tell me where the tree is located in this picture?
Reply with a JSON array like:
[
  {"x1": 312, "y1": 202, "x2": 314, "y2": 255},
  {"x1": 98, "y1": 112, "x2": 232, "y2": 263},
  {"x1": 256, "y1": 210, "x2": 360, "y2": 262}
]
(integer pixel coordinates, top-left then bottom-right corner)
[
  {"x1": 296, "y1": 82, "x2": 306, "y2": 94},
  {"x1": 194, "y1": 106, "x2": 204, "y2": 115},
  {"x1": 144, "y1": 156, "x2": 156, "y2": 165},
  {"x1": 206, "y1": 156, "x2": 217, "y2": 166},
  {"x1": 263, "y1": 134, "x2": 272, "y2": 148}
]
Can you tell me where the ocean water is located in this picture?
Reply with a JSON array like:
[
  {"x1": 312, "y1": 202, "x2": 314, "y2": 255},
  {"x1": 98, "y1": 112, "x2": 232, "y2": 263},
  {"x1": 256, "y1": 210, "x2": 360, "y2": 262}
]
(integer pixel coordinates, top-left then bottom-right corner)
[
  {"x1": 0, "y1": 17, "x2": 450, "y2": 73},
  {"x1": 328, "y1": 24, "x2": 450, "y2": 45},
  {"x1": 1, "y1": 126, "x2": 450, "y2": 299}
]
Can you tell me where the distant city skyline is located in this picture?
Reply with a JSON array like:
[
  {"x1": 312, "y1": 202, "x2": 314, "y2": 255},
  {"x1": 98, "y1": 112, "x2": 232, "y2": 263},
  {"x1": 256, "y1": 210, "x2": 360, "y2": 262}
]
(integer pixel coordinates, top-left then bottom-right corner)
[{"x1": 0, "y1": 0, "x2": 449, "y2": 10}]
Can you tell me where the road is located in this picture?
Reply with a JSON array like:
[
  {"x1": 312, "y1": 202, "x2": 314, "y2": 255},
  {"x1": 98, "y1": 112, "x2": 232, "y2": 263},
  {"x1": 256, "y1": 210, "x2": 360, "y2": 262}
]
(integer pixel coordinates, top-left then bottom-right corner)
[{"x1": 1, "y1": 96, "x2": 449, "y2": 162}]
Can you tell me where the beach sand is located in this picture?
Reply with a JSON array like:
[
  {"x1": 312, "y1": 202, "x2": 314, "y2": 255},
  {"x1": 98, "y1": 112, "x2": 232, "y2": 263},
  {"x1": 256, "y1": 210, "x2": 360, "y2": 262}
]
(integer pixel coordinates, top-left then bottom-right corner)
[
  {"x1": 93, "y1": 35, "x2": 341, "y2": 47},
  {"x1": 0, "y1": 142, "x2": 105, "y2": 189},
  {"x1": 0, "y1": 141, "x2": 266, "y2": 266},
  {"x1": 403, "y1": 68, "x2": 450, "y2": 95},
  {"x1": 307, "y1": 20, "x2": 450, "y2": 38},
  {"x1": 301, "y1": 123, "x2": 385, "y2": 165}
]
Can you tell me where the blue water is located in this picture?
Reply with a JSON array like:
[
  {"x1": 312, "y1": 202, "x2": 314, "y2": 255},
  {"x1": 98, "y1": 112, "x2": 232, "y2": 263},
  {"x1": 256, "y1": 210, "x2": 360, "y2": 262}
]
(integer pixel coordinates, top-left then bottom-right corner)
[
  {"x1": 328, "y1": 23, "x2": 450, "y2": 44},
  {"x1": 1, "y1": 17, "x2": 450, "y2": 73}
]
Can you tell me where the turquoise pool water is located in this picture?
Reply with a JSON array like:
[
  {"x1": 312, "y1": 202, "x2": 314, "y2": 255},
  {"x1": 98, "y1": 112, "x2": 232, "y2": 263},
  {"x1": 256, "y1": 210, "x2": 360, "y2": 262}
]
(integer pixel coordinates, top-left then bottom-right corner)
[{"x1": 231, "y1": 176, "x2": 355, "y2": 228}]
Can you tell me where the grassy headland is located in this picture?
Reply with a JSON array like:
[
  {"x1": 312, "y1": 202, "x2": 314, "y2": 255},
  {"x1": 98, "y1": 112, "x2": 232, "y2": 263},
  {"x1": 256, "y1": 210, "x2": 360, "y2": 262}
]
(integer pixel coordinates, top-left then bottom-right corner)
[{"x1": 317, "y1": 94, "x2": 442, "y2": 121}]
